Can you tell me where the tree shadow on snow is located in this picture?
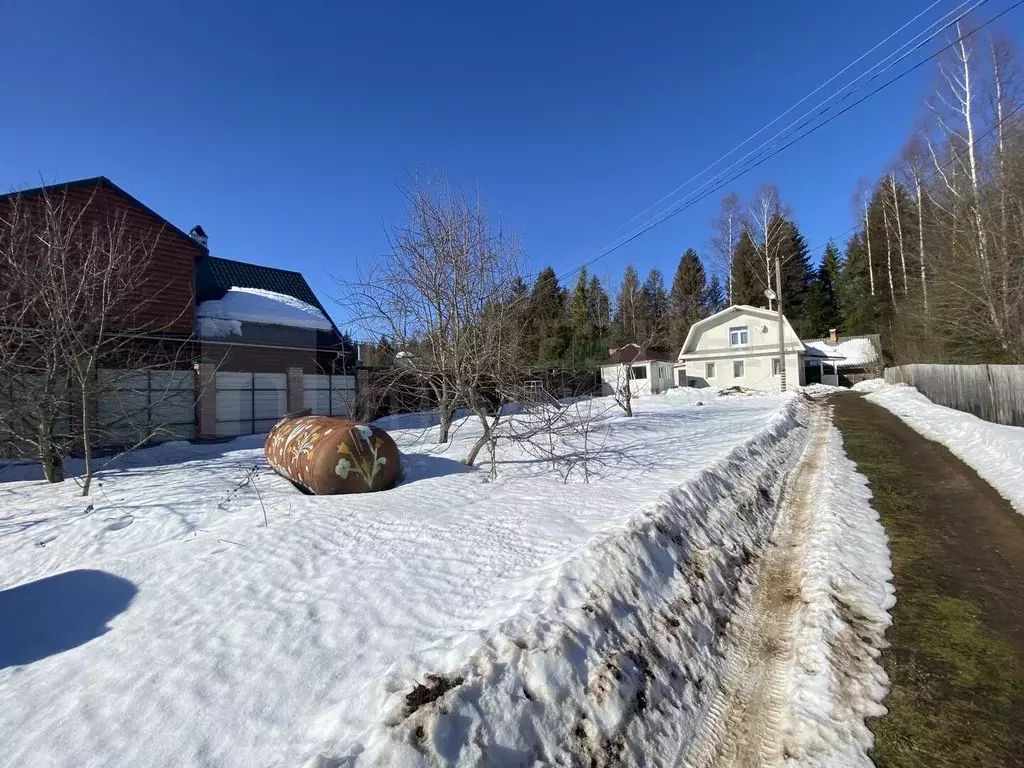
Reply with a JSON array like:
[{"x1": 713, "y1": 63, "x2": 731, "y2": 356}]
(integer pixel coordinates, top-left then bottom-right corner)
[
  {"x1": 0, "y1": 569, "x2": 138, "y2": 669},
  {"x1": 398, "y1": 453, "x2": 475, "y2": 485},
  {"x1": 0, "y1": 434, "x2": 269, "y2": 485}
]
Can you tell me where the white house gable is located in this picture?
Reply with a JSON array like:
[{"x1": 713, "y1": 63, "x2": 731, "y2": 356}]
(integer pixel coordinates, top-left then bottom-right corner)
[
  {"x1": 677, "y1": 305, "x2": 806, "y2": 391},
  {"x1": 681, "y1": 306, "x2": 802, "y2": 359}
]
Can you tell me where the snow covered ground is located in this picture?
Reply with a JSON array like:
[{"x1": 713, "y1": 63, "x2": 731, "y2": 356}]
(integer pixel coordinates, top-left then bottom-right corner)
[
  {"x1": 855, "y1": 379, "x2": 1024, "y2": 513},
  {"x1": 1, "y1": 388, "x2": 805, "y2": 767}
]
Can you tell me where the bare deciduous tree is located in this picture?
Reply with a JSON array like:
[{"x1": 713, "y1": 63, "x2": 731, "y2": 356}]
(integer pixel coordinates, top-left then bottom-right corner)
[
  {"x1": 744, "y1": 183, "x2": 790, "y2": 308},
  {"x1": 0, "y1": 186, "x2": 198, "y2": 493},
  {"x1": 337, "y1": 173, "x2": 528, "y2": 467},
  {"x1": 709, "y1": 192, "x2": 745, "y2": 303}
]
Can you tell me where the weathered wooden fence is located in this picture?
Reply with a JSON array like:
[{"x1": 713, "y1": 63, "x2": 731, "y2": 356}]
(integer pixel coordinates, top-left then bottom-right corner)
[{"x1": 884, "y1": 363, "x2": 1024, "y2": 427}]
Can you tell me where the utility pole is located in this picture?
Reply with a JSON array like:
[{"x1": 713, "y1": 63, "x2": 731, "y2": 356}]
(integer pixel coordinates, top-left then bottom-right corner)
[{"x1": 775, "y1": 255, "x2": 786, "y2": 392}]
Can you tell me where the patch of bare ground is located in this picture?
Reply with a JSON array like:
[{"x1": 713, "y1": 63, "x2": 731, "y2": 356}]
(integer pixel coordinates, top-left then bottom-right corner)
[{"x1": 833, "y1": 394, "x2": 1024, "y2": 768}]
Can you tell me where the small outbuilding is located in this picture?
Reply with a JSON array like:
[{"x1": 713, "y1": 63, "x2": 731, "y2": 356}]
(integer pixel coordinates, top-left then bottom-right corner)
[
  {"x1": 599, "y1": 344, "x2": 677, "y2": 397},
  {"x1": 802, "y1": 330, "x2": 882, "y2": 386}
]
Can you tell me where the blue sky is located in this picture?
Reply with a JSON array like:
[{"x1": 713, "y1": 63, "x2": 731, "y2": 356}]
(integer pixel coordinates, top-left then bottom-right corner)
[{"x1": 3, "y1": 1, "x2": 1022, "y2": 331}]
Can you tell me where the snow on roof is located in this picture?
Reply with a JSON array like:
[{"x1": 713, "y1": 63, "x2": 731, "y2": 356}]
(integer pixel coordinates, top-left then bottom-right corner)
[
  {"x1": 803, "y1": 337, "x2": 878, "y2": 368},
  {"x1": 196, "y1": 287, "x2": 333, "y2": 336}
]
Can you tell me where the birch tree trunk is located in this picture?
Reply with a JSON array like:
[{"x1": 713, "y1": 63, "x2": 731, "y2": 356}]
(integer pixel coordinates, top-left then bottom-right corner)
[
  {"x1": 889, "y1": 173, "x2": 909, "y2": 294},
  {"x1": 882, "y1": 202, "x2": 898, "y2": 308}
]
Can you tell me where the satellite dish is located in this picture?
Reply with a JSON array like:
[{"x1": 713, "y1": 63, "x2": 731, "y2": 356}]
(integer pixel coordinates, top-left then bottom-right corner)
[{"x1": 763, "y1": 288, "x2": 777, "y2": 300}]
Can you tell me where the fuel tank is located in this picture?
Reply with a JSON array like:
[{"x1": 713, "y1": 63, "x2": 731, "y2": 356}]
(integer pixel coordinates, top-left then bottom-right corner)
[{"x1": 265, "y1": 414, "x2": 400, "y2": 494}]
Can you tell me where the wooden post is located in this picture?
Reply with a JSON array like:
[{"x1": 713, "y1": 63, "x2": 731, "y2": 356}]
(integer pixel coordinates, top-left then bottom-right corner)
[
  {"x1": 195, "y1": 363, "x2": 217, "y2": 441},
  {"x1": 776, "y1": 255, "x2": 786, "y2": 392},
  {"x1": 286, "y1": 367, "x2": 304, "y2": 414}
]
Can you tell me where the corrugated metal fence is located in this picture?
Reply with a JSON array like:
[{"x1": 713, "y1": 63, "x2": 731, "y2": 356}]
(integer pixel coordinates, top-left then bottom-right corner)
[
  {"x1": 303, "y1": 374, "x2": 356, "y2": 417},
  {"x1": 214, "y1": 372, "x2": 288, "y2": 437},
  {"x1": 98, "y1": 369, "x2": 196, "y2": 443},
  {"x1": 884, "y1": 363, "x2": 1024, "y2": 427}
]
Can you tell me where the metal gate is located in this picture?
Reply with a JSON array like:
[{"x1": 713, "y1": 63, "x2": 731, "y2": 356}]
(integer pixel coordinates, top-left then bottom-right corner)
[
  {"x1": 214, "y1": 372, "x2": 287, "y2": 437},
  {"x1": 303, "y1": 374, "x2": 356, "y2": 417}
]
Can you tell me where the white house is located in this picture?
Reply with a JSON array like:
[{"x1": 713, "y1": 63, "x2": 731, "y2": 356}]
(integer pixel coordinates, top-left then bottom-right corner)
[
  {"x1": 599, "y1": 344, "x2": 677, "y2": 398},
  {"x1": 677, "y1": 305, "x2": 807, "y2": 391}
]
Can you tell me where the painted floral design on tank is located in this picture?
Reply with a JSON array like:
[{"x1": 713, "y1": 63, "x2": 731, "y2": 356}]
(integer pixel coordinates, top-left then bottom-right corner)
[{"x1": 334, "y1": 424, "x2": 389, "y2": 489}]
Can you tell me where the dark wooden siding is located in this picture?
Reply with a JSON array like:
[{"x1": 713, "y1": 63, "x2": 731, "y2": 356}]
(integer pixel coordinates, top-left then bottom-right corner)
[
  {"x1": 200, "y1": 342, "x2": 351, "y2": 374},
  {"x1": 0, "y1": 180, "x2": 201, "y2": 337},
  {"x1": 62, "y1": 183, "x2": 200, "y2": 336}
]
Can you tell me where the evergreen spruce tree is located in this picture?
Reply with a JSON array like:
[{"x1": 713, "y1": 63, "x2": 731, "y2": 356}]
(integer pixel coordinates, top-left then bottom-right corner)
[
  {"x1": 777, "y1": 219, "x2": 813, "y2": 336},
  {"x1": 569, "y1": 269, "x2": 591, "y2": 342},
  {"x1": 730, "y1": 231, "x2": 762, "y2": 306},
  {"x1": 803, "y1": 241, "x2": 844, "y2": 337},
  {"x1": 568, "y1": 269, "x2": 596, "y2": 366},
  {"x1": 527, "y1": 266, "x2": 569, "y2": 366},
  {"x1": 669, "y1": 249, "x2": 707, "y2": 350},
  {"x1": 587, "y1": 275, "x2": 610, "y2": 342},
  {"x1": 839, "y1": 233, "x2": 881, "y2": 335},
  {"x1": 704, "y1": 274, "x2": 725, "y2": 315},
  {"x1": 613, "y1": 265, "x2": 644, "y2": 346},
  {"x1": 642, "y1": 267, "x2": 670, "y2": 349},
  {"x1": 373, "y1": 335, "x2": 395, "y2": 367}
]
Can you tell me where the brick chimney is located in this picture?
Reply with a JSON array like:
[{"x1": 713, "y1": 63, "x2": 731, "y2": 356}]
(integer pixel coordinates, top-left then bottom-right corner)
[
  {"x1": 828, "y1": 328, "x2": 838, "y2": 344},
  {"x1": 189, "y1": 225, "x2": 209, "y2": 248}
]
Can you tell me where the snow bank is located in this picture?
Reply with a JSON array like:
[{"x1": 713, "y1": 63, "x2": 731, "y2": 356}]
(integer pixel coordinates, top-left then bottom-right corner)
[
  {"x1": 804, "y1": 337, "x2": 877, "y2": 368},
  {"x1": 858, "y1": 380, "x2": 1024, "y2": 513},
  {"x1": 196, "y1": 287, "x2": 333, "y2": 334},
  {"x1": 783, "y1": 425, "x2": 894, "y2": 766},
  {"x1": 331, "y1": 396, "x2": 813, "y2": 765},
  {"x1": 851, "y1": 378, "x2": 886, "y2": 393}
]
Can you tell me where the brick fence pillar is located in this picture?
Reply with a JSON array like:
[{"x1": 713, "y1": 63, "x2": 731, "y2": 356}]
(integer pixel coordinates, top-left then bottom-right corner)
[
  {"x1": 286, "y1": 367, "x2": 304, "y2": 414},
  {"x1": 195, "y1": 363, "x2": 217, "y2": 441}
]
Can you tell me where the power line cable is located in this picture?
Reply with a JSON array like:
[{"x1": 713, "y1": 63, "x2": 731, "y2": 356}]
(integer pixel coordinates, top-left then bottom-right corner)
[
  {"x1": 626, "y1": 0, "x2": 989, "y2": 237},
  {"x1": 808, "y1": 98, "x2": 1024, "y2": 255},
  {"x1": 562, "y1": 0, "x2": 1023, "y2": 287},
  {"x1": 614, "y1": 0, "x2": 965, "y2": 234},
  {"x1": 609, "y1": 0, "x2": 996, "y2": 258}
]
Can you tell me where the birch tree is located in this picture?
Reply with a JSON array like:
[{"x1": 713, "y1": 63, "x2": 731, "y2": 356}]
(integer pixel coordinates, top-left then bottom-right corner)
[{"x1": 709, "y1": 192, "x2": 744, "y2": 304}]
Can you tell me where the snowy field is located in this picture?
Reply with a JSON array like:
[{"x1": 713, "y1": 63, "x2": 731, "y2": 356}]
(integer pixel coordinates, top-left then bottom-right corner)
[
  {"x1": 856, "y1": 379, "x2": 1024, "y2": 513},
  {"x1": 0, "y1": 389, "x2": 799, "y2": 767}
]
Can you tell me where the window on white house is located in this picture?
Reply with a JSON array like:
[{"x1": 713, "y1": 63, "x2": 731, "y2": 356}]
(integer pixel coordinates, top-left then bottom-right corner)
[
  {"x1": 631, "y1": 365, "x2": 648, "y2": 380},
  {"x1": 729, "y1": 326, "x2": 749, "y2": 346},
  {"x1": 771, "y1": 357, "x2": 781, "y2": 376},
  {"x1": 705, "y1": 362, "x2": 715, "y2": 378},
  {"x1": 733, "y1": 360, "x2": 745, "y2": 378}
]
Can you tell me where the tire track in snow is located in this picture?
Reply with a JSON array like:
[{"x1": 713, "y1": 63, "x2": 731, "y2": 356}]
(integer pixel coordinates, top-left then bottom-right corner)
[{"x1": 683, "y1": 404, "x2": 831, "y2": 768}]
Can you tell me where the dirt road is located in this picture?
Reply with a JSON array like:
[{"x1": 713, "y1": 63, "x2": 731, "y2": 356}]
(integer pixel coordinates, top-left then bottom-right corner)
[
  {"x1": 681, "y1": 403, "x2": 832, "y2": 768},
  {"x1": 833, "y1": 394, "x2": 1024, "y2": 767}
]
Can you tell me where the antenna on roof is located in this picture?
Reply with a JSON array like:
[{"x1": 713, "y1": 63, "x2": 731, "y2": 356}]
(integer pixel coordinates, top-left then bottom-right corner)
[{"x1": 189, "y1": 225, "x2": 208, "y2": 248}]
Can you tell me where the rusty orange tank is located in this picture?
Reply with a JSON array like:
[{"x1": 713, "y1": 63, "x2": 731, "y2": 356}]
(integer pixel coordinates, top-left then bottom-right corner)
[{"x1": 265, "y1": 415, "x2": 401, "y2": 494}]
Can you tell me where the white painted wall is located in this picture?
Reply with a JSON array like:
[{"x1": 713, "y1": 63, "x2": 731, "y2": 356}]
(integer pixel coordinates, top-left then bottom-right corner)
[
  {"x1": 599, "y1": 361, "x2": 677, "y2": 397},
  {"x1": 685, "y1": 351, "x2": 804, "y2": 392}
]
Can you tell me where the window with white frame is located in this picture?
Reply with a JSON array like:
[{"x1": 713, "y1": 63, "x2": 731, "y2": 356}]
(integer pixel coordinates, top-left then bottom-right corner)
[
  {"x1": 705, "y1": 362, "x2": 715, "y2": 379},
  {"x1": 733, "y1": 360, "x2": 745, "y2": 378},
  {"x1": 630, "y1": 365, "x2": 648, "y2": 380},
  {"x1": 771, "y1": 357, "x2": 781, "y2": 376},
  {"x1": 728, "y1": 326, "x2": 749, "y2": 346}
]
